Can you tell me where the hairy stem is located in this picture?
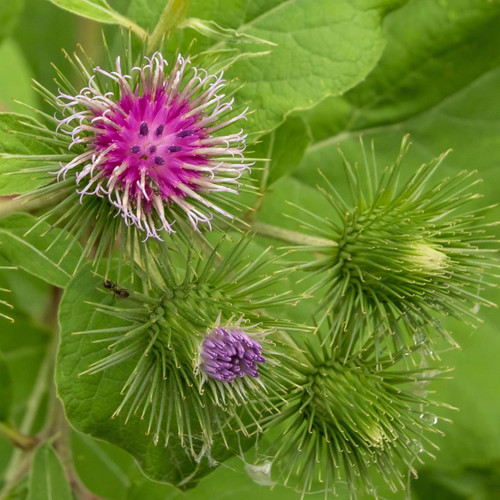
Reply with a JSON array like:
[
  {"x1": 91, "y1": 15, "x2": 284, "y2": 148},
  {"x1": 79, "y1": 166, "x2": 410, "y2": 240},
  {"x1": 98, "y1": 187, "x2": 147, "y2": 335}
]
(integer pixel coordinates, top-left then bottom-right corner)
[
  {"x1": 250, "y1": 221, "x2": 337, "y2": 248},
  {"x1": 114, "y1": 15, "x2": 147, "y2": 40},
  {"x1": 147, "y1": 0, "x2": 190, "y2": 52}
]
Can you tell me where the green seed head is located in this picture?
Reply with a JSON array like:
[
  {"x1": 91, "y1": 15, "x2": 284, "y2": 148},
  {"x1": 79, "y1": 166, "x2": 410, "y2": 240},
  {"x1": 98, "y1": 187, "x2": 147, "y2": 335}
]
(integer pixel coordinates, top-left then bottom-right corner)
[
  {"x1": 264, "y1": 333, "x2": 446, "y2": 498},
  {"x1": 295, "y1": 137, "x2": 498, "y2": 354}
]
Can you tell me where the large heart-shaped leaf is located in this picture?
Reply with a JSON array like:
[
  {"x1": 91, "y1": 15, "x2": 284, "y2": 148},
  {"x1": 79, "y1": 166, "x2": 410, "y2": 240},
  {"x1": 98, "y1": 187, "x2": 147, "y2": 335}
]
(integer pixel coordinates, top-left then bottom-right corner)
[{"x1": 130, "y1": 0, "x2": 405, "y2": 137}]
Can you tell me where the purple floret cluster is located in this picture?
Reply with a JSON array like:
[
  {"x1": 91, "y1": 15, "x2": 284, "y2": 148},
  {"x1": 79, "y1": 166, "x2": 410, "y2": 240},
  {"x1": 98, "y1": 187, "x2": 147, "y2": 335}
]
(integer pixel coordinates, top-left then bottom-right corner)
[{"x1": 201, "y1": 327, "x2": 266, "y2": 382}]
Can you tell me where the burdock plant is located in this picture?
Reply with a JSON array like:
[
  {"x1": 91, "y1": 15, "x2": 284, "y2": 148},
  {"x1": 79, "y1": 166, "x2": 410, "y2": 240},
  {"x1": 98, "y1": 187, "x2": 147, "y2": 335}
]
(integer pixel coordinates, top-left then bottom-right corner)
[
  {"x1": 65, "y1": 238, "x2": 298, "y2": 459},
  {"x1": 265, "y1": 330, "x2": 448, "y2": 498},
  {"x1": 290, "y1": 137, "x2": 497, "y2": 355},
  {"x1": 0, "y1": 2, "x2": 498, "y2": 499},
  {"x1": 55, "y1": 51, "x2": 249, "y2": 237},
  {"x1": 6, "y1": 41, "x2": 252, "y2": 271}
]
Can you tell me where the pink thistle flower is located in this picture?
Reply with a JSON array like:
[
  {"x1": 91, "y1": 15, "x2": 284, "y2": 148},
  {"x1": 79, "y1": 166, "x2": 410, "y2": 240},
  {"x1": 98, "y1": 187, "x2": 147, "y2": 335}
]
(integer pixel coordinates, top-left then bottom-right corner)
[{"x1": 56, "y1": 52, "x2": 250, "y2": 239}]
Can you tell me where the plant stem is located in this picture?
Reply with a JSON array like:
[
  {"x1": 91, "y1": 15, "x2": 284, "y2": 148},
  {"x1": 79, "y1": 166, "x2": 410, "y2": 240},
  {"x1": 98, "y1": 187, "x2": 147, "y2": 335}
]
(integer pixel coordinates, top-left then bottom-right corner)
[
  {"x1": 0, "y1": 423, "x2": 38, "y2": 451},
  {"x1": 147, "y1": 0, "x2": 190, "y2": 52},
  {"x1": 114, "y1": 14, "x2": 147, "y2": 40},
  {"x1": 0, "y1": 333, "x2": 57, "y2": 497},
  {"x1": 250, "y1": 221, "x2": 337, "y2": 248},
  {"x1": 51, "y1": 401, "x2": 105, "y2": 500},
  {"x1": 0, "y1": 195, "x2": 57, "y2": 218}
]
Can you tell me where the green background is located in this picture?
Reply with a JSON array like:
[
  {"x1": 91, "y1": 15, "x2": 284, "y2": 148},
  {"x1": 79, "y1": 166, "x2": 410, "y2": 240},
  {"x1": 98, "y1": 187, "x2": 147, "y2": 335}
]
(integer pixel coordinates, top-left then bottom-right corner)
[{"x1": 0, "y1": 0, "x2": 499, "y2": 499}]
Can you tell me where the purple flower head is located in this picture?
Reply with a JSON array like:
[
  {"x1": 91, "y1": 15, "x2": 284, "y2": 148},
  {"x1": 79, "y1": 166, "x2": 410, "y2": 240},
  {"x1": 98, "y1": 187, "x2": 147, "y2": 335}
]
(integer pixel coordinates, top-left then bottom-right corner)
[
  {"x1": 56, "y1": 53, "x2": 250, "y2": 239},
  {"x1": 201, "y1": 327, "x2": 266, "y2": 383}
]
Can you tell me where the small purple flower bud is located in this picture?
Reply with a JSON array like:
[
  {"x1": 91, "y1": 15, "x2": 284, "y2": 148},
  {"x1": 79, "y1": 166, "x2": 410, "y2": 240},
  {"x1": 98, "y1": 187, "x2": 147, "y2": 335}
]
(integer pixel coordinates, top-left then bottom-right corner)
[{"x1": 201, "y1": 327, "x2": 266, "y2": 382}]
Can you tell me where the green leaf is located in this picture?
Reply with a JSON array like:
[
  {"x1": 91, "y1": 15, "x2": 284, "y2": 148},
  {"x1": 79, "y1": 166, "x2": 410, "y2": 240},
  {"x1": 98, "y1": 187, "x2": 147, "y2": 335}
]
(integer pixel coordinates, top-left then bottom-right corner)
[
  {"x1": 0, "y1": 213, "x2": 83, "y2": 288},
  {"x1": 128, "y1": 0, "x2": 272, "y2": 32},
  {"x1": 45, "y1": 0, "x2": 144, "y2": 32},
  {"x1": 0, "y1": 310, "x2": 50, "y2": 426},
  {"x1": 130, "y1": 0, "x2": 276, "y2": 32},
  {"x1": 0, "y1": 352, "x2": 12, "y2": 422},
  {"x1": 224, "y1": 0, "x2": 402, "y2": 136},
  {"x1": 0, "y1": 113, "x2": 56, "y2": 195},
  {"x1": 126, "y1": 0, "x2": 166, "y2": 29},
  {"x1": 146, "y1": 0, "x2": 403, "y2": 136},
  {"x1": 181, "y1": 18, "x2": 276, "y2": 46},
  {"x1": 71, "y1": 431, "x2": 136, "y2": 500},
  {"x1": 0, "y1": 257, "x2": 14, "y2": 323},
  {"x1": 27, "y1": 444, "x2": 72, "y2": 500},
  {"x1": 14, "y1": 0, "x2": 80, "y2": 94},
  {"x1": 295, "y1": 0, "x2": 500, "y2": 211},
  {"x1": 56, "y1": 263, "x2": 247, "y2": 490},
  {"x1": 430, "y1": 311, "x2": 500, "y2": 469},
  {"x1": 0, "y1": 0, "x2": 24, "y2": 41},
  {"x1": 3, "y1": 268, "x2": 52, "y2": 325},
  {"x1": 255, "y1": 175, "x2": 331, "y2": 232},
  {"x1": 413, "y1": 463, "x2": 500, "y2": 500},
  {"x1": 343, "y1": 0, "x2": 500, "y2": 131}
]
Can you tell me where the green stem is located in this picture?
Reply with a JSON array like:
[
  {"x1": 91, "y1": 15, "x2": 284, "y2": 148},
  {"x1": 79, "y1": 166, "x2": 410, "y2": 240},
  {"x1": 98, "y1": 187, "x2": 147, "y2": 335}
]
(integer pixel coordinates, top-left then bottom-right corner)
[
  {"x1": 0, "y1": 333, "x2": 57, "y2": 497},
  {"x1": 0, "y1": 423, "x2": 38, "y2": 451},
  {"x1": 114, "y1": 14, "x2": 147, "y2": 40},
  {"x1": 0, "y1": 195, "x2": 57, "y2": 218},
  {"x1": 147, "y1": 0, "x2": 190, "y2": 52},
  {"x1": 250, "y1": 221, "x2": 337, "y2": 248},
  {"x1": 51, "y1": 400, "x2": 106, "y2": 500}
]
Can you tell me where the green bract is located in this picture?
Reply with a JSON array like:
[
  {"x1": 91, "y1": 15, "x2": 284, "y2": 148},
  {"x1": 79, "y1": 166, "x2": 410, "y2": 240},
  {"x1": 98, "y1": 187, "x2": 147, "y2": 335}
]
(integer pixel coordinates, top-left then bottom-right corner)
[
  {"x1": 264, "y1": 330, "x2": 448, "y2": 498},
  {"x1": 56, "y1": 237, "x2": 303, "y2": 485},
  {"x1": 293, "y1": 137, "x2": 497, "y2": 354}
]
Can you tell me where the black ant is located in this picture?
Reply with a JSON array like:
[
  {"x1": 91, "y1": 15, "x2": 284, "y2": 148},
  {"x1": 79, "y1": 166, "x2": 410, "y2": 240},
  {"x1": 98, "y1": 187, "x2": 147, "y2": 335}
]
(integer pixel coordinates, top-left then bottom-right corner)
[{"x1": 103, "y1": 279, "x2": 129, "y2": 299}]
